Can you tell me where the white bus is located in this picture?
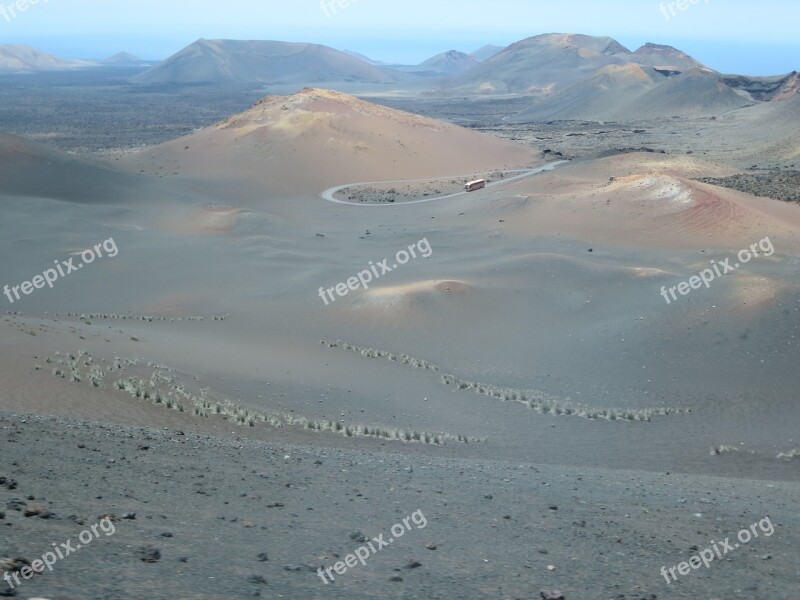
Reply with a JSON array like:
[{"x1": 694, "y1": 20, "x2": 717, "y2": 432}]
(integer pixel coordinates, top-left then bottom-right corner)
[{"x1": 464, "y1": 179, "x2": 486, "y2": 192}]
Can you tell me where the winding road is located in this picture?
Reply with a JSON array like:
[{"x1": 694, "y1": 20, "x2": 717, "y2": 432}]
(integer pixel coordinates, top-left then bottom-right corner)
[{"x1": 320, "y1": 160, "x2": 569, "y2": 206}]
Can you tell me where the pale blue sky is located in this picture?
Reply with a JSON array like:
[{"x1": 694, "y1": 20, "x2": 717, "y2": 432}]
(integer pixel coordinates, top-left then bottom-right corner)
[{"x1": 1, "y1": 0, "x2": 798, "y2": 75}]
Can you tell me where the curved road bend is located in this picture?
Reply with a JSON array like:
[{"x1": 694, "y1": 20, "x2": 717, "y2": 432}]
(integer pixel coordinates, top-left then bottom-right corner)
[{"x1": 320, "y1": 160, "x2": 569, "y2": 206}]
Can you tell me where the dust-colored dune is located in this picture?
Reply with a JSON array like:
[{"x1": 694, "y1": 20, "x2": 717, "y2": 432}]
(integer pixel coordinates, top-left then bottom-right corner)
[
  {"x1": 349, "y1": 279, "x2": 470, "y2": 313},
  {"x1": 496, "y1": 153, "x2": 800, "y2": 249},
  {"x1": 0, "y1": 133, "x2": 145, "y2": 204},
  {"x1": 117, "y1": 88, "x2": 541, "y2": 197}
]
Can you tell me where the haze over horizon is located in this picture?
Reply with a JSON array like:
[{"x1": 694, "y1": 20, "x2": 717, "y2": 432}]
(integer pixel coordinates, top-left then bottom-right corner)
[{"x1": 1, "y1": 0, "x2": 798, "y2": 76}]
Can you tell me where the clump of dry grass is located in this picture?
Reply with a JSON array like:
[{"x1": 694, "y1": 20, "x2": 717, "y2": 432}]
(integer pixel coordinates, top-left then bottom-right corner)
[
  {"x1": 322, "y1": 338, "x2": 688, "y2": 422},
  {"x1": 44, "y1": 349, "x2": 479, "y2": 445},
  {"x1": 321, "y1": 339, "x2": 439, "y2": 371},
  {"x1": 776, "y1": 448, "x2": 800, "y2": 460},
  {"x1": 710, "y1": 444, "x2": 757, "y2": 456},
  {"x1": 47, "y1": 311, "x2": 228, "y2": 323}
]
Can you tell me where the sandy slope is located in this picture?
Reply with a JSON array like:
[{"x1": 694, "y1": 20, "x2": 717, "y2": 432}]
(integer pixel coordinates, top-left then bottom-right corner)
[
  {"x1": 116, "y1": 88, "x2": 541, "y2": 197},
  {"x1": 499, "y1": 153, "x2": 800, "y2": 249},
  {"x1": 2, "y1": 410, "x2": 798, "y2": 599},
  {"x1": 2, "y1": 82, "x2": 800, "y2": 599}
]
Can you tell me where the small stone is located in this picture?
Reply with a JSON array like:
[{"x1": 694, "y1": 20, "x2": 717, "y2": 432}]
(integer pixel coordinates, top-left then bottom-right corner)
[
  {"x1": 349, "y1": 531, "x2": 369, "y2": 543},
  {"x1": 404, "y1": 560, "x2": 422, "y2": 569},
  {"x1": 425, "y1": 542, "x2": 437, "y2": 550},
  {"x1": 247, "y1": 574, "x2": 267, "y2": 584},
  {"x1": 546, "y1": 564, "x2": 556, "y2": 571},
  {"x1": 137, "y1": 545, "x2": 161, "y2": 563},
  {"x1": 256, "y1": 552, "x2": 269, "y2": 562},
  {"x1": 541, "y1": 589, "x2": 565, "y2": 600}
]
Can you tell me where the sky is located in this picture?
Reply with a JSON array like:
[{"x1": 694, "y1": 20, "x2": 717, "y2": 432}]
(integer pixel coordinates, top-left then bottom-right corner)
[{"x1": 1, "y1": 0, "x2": 798, "y2": 75}]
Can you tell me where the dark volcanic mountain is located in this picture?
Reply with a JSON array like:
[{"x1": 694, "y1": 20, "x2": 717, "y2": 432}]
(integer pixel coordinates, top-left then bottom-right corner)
[
  {"x1": 0, "y1": 44, "x2": 88, "y2": 73},
  {"x1": 416, "y1": 50, "x2": 480, "y2": 74},
  {"x1": 101, "y1": 52, "x2": 149, "y2": 67},
  {"x1": 133, "y1": 39, "x2": 397, "y2": 85},
  {"x1": 510, "y1": 66, "x2": 752, "y2": 121},
  {"x1": 470, "y1": 44, "x2": 505, "y2": 61},
  {"x1": 448, "y1": 33, "x2": 704, "y2": 94}
]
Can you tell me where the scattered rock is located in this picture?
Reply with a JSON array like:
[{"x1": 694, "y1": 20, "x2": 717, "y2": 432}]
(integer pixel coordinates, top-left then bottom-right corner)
[
  {"x1": 256, "y1": 552, "x2": 269, "y2": 562},
  {"x1": 6, "y1": 499, "x2": 25, "y2": 512},
  {"x1": 136, "y1": 545, "x2": 161, "y2": 563},
  {"x1": 404, "y1": 559, "x2": 422, "y2": 569},
  {"x1": 247, "y1": 574, "x2": 267, "y2": 584},
  {"x1": 541, "y1": 589, "x2": 565, "y2": 600},
  {"x1": 350, "y1": 530, "x2": 369, "y2": 543},
  {"x1": 24, "y1": 505, "x2": 48, "y2": 518}
]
